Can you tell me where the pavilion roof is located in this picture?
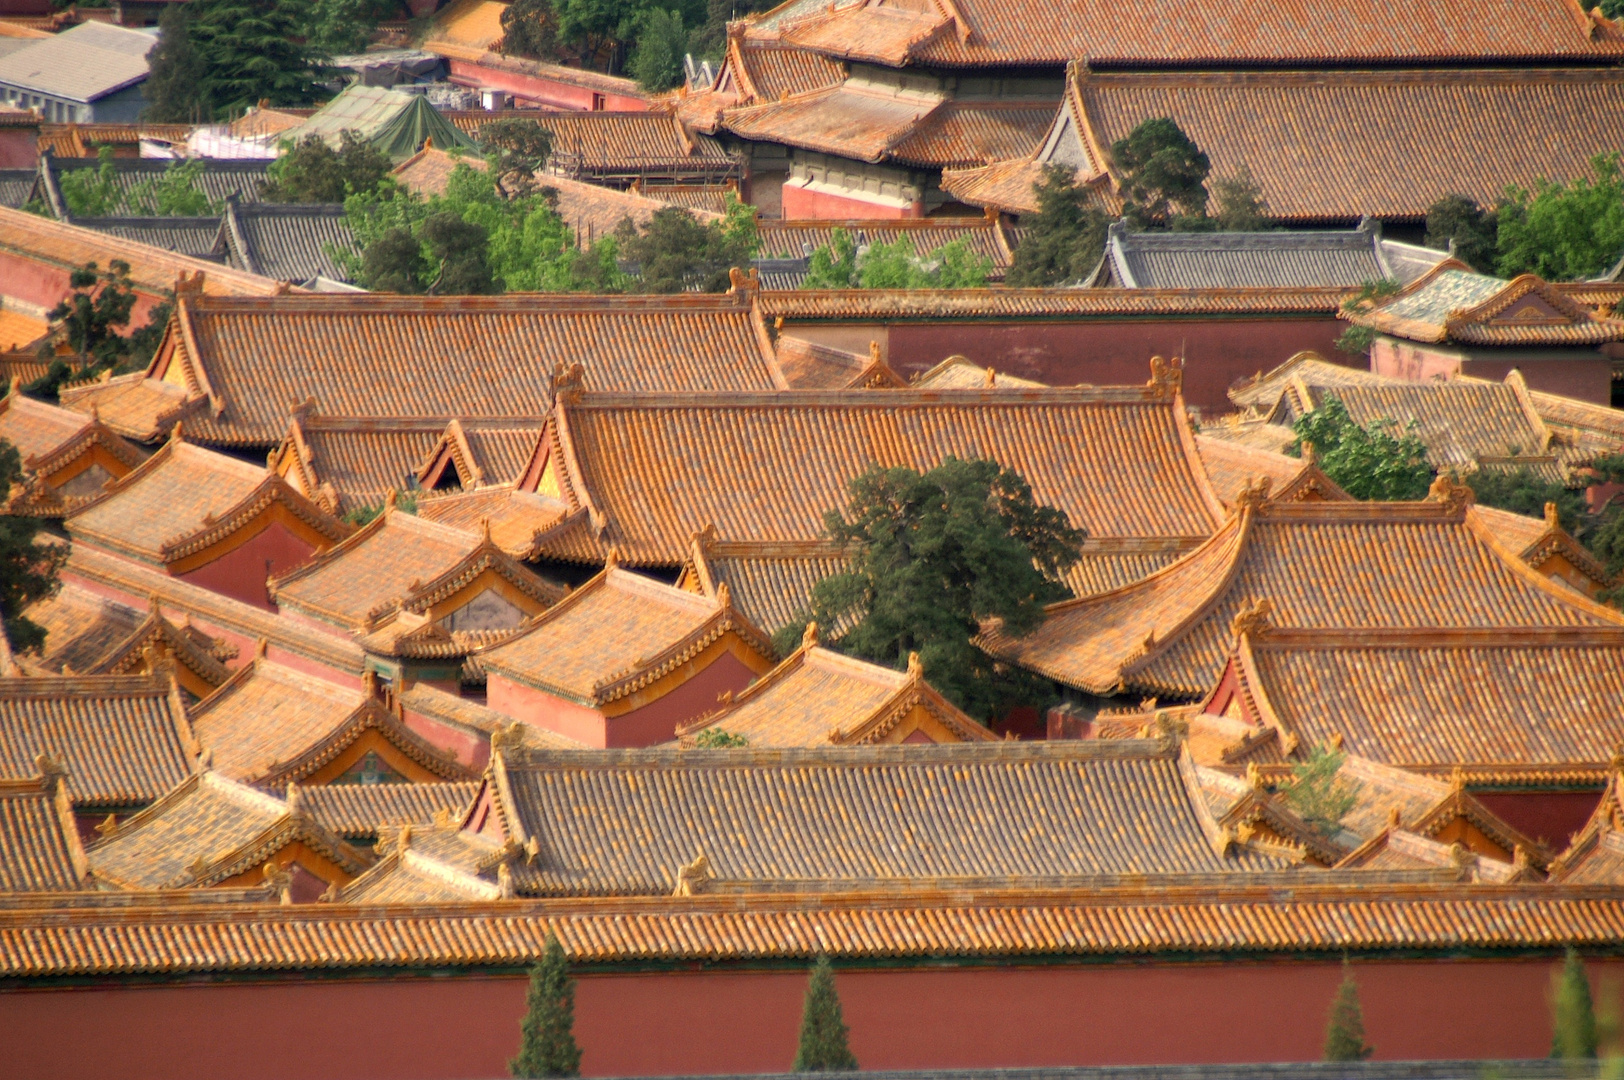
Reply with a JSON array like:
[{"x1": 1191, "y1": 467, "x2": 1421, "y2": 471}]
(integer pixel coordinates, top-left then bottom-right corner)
[
  {"x1": 535, "y1": 378, "x2": 1223, "y2": 567},
  {"x1": 57, "y1": 291, "x2": 784, "y2": 446},
  {"x1": 0, "y1": 774, "x2": 88, "y2": 893},
  {"x1": 980, "y1": 493, "x2": 1624, "y2": 699},
  {"x1": 21, "y1": 588, "x2": 235, "y2": 692},
  {"x1": 396, "y1": 683, "x2": 584, "y2": 750},
  {"x1": 0, "y1": 675, "x2": 194, "y2": 809},
  {"x1": 1347, "y1": 264, "x2": 1624, "y2": 346},
  {"x1": 186, "y1": 661, "x2": 365, "y2": 782},
  {"x1": 415, "y1": 485, "x2": 570, "y2": 562}
]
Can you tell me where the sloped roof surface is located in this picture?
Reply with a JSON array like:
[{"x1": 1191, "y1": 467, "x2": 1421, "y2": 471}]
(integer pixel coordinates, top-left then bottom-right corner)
[
  {"x1": 0, "y1": 392, "x2": 92, "y2": 463},
  {"x1": 271, "y1": 511, "x2": 478, "y2": 628},
  {"x1": 1106, "y1": 226, "x2": 1401, "y2": 289},
  {"x1": 69, "y1": 216, "x2": 222, "y2": 259},
  {"x1": 223, "y1": 203, "x2": 358, "y2": 283},
  {"x1": 87, "y1": 772, "x2": 287, "y2": 888},
  {"x1": 303, "y1": 781, "x2": 481, "y2": 838},
  {"x1": 0, "y1": 22, "x2": 153, "y2": 102},
  {"x1": 188, "y1": 663, "x2": 365, "y2": 781},
  {"x1": 46, "y1": 158, "x2": 267, "y2": 213},
  {"x1": 0, "y1": 779, "x2": 82, "y2": 892}
]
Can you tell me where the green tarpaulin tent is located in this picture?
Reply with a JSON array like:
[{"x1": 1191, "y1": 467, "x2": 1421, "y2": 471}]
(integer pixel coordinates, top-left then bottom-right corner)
[{"x1": 282, "y1": 85, "x2": 478, "y2": 159}]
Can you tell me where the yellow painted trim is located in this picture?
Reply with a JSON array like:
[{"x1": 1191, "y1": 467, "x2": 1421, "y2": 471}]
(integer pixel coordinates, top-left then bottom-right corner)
[{"x1": 300, "y1": 728, "x2": 447, "y2": 786}]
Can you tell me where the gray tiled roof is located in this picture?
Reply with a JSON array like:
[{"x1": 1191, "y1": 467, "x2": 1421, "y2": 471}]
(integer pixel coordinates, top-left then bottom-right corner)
[
  {"x1": 0, "y1": 23, "x2": 153, "y2": 103},
  {"x1": 42, "y1": 157, "x2": 267, "y2": 218},
  {"x1": 0, "y1": 169, "x2": 35, "y2": 209},
  {"x1": 220, "y1": 202, "x2": 359, "y2": 284},
  {"x1": 69, "y1": 216, "x2": 223, "y2": 259},
  {"x1": 1098, "y1": 220, "x2": 1445, "y2": 289}
]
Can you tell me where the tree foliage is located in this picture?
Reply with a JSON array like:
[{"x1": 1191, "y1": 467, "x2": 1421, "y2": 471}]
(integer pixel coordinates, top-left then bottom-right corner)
[
  {"x1": 1112, "y1": 117, "x2": 1210, "y2": 229},
  {"x1": 1291, "y1": 393, "x2": 1434, "y2": 502},
  {"x1": 801, "y1": 228, "x2": 992, "y2": 289},
  {"x1": 1209, "y1": 164, "x2": 1269, "y2": 231},
  {"x1": 422, "y1": 211, "x2": 498, "y2": 295},
  {"x1": 478, "y1": 119, "x2": 555, "y2": 199},
  {"x1": 143, "y1": 3, "x2": 207, "y2": 122},
  {"x1": 694, "y1": 727, "x2": 748, "y2": 747},
  {"x1": 1004, "y1": 165, "x2": 1110, "y2": 286},
  {"x1": 1281, "y1": 745, "x2": 1360, "y2": 837},
  {"x1": 1324, "y1": 960, "x2": 1374, "y2": 1062},
  {"x1": 1552, "y1": 948, "x2": 1599, "y2": 1062},
  {"x1": 1424, "y1": 194, "x2": 1499, "y2": 274},
  {"x1": 793, "y1": 956, "x2": 858, "y2": 1072},
  {"x1": 628, "y1": 8, "x2": 688, "y2": 92},
  {"x1": 617, "y1": 196, "x2": 758, "y2": 293},
  {"x1": 510, "y1": 932, "x2": 582, "y2": 1078},
  {"x1": 0, "y1": 439, "x2": 66, "y2": 655},
  {"x1": 1468, "y1": 467, "x2": 1587, "y2": 534},
  {"x1": 143, "y1": 0, "x2": 327, "y2": 120},
  {"x1": 790, "y1": 458, "x2": 1084, "y2": 720},
  {"x1": 53, "y1": 148, "x2": 218, "y2": 218},
  {"x1": 307, "y1": 0, "x2": 394, "y2": 56},
  {"x1": 262, "y1": 131, "x2": 393, "y2": 203},
  {"x1": 502, "y1": 0, "x2": 562, "y2": 59},
  {"x1": 1498, "y1": 155, "x2": 1624, "y2": 281},
  {"x1": 1333, "y1": 278, "x2": 1403, "y2": 358},
  {"x1": 30, "y1": 262, "x2": 171, "y2": 398}
]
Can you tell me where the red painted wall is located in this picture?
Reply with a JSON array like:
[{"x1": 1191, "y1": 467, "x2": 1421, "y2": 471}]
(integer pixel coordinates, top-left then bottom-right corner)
[
  {"x1": 1474, "y1": 792, "x2": 1603, "y2": 851},
  {"x1": 445, "y1": 60, "x2": 646, "y2": 111},
  {"x1": 781, "y1": 182, "x2": 921, "y2": 220},
  {"x1": 401, "y1": 707, "x2": 493, "y2": 771},
  {"x1": 174, "y1": 522, "x2": 320, "y2": 611},
  {"x1": 0, "y1": 955, "x2": 1610, "y2": 1079},
  {"x1": 0, "y1": 128, "x2": 37, "y2": 168},
  {"x1": 1371, "y1": 339, "x2": 1613, "y2": 405},
  {"x1": 486, "y1": 650, "x2": 759, "y2": 747},
  {"x1": 0, "y1": 250, "x2": 169, "y2": 323},
  {"x1": 879, "y1": 318, "x2": 1349, "y2": 413}
]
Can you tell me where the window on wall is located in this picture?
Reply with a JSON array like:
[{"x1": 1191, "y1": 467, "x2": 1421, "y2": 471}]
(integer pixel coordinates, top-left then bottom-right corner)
[{"x1": 591, "y1": 93, "x2": 606, "y2": 111}]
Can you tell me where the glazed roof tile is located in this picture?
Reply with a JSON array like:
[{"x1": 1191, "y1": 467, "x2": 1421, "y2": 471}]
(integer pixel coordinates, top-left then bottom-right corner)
[
  {"x1": 683, "y1": 643, "x2": 992, "y2": 746},
  {"x1": 187, "y1": 662, "x2": 365, "y2": 781},
  {"x1": 68, "y1": 216, "x2": 222, "y2": 259},
  {"x1": 397, "y1": 682, "x2": 583, "y2": 749},
  {"x1": 489, "y1": 741, "x2": 1288, "y2": 895},
  {"x1": 0, "y1": 22, "x2": 153, "y2": 103},
  {"x1": 540, "y1": 385, "x2": 1222, "y2": 565},
  {"x1": 545, "y1": 175, "x2": 715, "y2": 247},
  {"x1": 415, "y1": 486, "x2": 570, "y2": 560},
  {"x1": 637, "y1": 183, "x2": 738, "y2": 214},
  {"x1": 219, "y1": 202, "x2": 359, "y2": 285},
  {"x1": 1100, "y1": 223, "x2": 1443, "y2": 290},
  {"x1": 680, "y1": 538, "x2": 848, "y2": 635},
  {"x1": 981, "y1": 500, "x2": 1624, "y2": 699},
  {"x1": 1194, "y1": 436, "x2": 1308, "y2": 508},
  {"x1": 389, "y1": 146, "x2": 487, "y2": 198},
  {"x1": 0, "y1": 776, "x2": 86, "y2": 892},
  {"x1": 22, "y1": 583, "x2": 145, "y2": 676},
  {"x1": 43, "y1": 158, "x2": 267, "y2": 217},
  {"x1": 0, "y1": 675, "x2": 193, "y2": 808},
  {"x1": 1069, "y1": 68, "x2": 1624, "y2": 222},
  {"x1": 272, "y1": 417, "x2": 442, "y2": 516},
  {"x1": 479, "y1": 567, "x2": 761, "y2": 704},
  {"x1": 299, "y1": 781, "x2": 481, "y2": 839},
  {"x1": 911, "y1": 355, "x2": 1045, "y2": 389},
  {"x1": 769, "y1": 336, "x2": 882, "y2": 390},
  {"x1": 755, "y1": 217, "x2": 1010, "y2": 268},
  {"x1": 0, "y1": 390, "x2": 92, "y2": 465},
  {"x1": 771, "y1": 0, "x2": 1624, "y2": 68},
  {"x1": 757, "y1": 286, "x2": 1350, "y2": 320},
  {"x1": 61, "y1": 292, "x2": 782, "y2": 446},
  {"x1": 444, "y1": 111, "x2": 733, "y2": 179},
  {"x1": 1350, "y1": 266, "x2": 1624, "y2": 346}
]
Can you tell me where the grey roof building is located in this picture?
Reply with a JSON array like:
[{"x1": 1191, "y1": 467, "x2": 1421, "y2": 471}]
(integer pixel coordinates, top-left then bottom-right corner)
[
  {"x1": 214, "y1": 200, "x2": 361, "y2": 286},
  {"x1": 67, "y1": 216, "x2": 225, "y2": 260},
  {"x1": 36, "y1": 153, "x2": 269, "y2": 218},
  {"x1": 1087, "y1": 219, "x2": 1448, "y2": 290},
  {"x1": 0, "y1": 23, "x2": 155, "y2": 124}
]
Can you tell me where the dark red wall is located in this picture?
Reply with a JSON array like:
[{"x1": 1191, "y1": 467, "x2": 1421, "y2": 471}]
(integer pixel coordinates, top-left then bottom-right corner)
[
  {"x1": 0, "y1": 128, "x2": 37, "y2": 168},
  {"x1": 883, "y1": 318, "x2": 1349, "y2": 413},
  {"x1": 0, "y1": 250, "x2": 168, "y2": 324},
  {"x1": 175, "y1": 521, "x2": 320, "y2": 611},
  {"x1": 0, "y1": 955, "x2": 1608, "y2": 1079},
  {"x1": 1474, "y1": 792, "x2": 1604, "y2": 851},
  {"x1": 445, "y1": 60, "x2": 646, "y2": 110}
]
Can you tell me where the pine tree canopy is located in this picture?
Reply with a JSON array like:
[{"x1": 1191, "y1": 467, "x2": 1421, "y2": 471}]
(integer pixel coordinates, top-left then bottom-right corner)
[
  {"x1": 1324, "y1": 962, "x2": 1374, "y2": 1062},
  {"x1": 0, "y1": 438, "x2": 66, "y2": 655},
  {"x1": 1551, "y1": 948, "x2": 1599, "y2": 1061},
  {"x1": 510, "y1": 932, "x2": 582, "y2": 1078},
  {"x1": 793, "y1": 955, "x2": 858, "y2": 1072},
  {"x1": 1004, "y1": 165, "x2": 1110, "y2": 286}
]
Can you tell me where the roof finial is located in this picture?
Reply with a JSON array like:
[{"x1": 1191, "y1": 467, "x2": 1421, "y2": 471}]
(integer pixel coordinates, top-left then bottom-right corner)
[
  {"x1": 285, "y1": 781, "x2": 303, "y2": 815},
  {"x1": 1234, "y1": 475, "x2": 1272, "y2": 512},
  {"x1": 984, "y1": 366, "x2": 997, "y2": 387},
  {"x1": 603, "y1": 545, "x2": 619, "y2": 569},
  {"x1": 715, "y1": 580, "x2": 730, "y2": 608},
  {"x1": 801, "y1": 621, "x2": 819, "y2": 649},
  {"x1": 255, "y1": 637, "x2": 268, "y2": 659},
  {"x1": 1545, "y1": 501, "x2": 1561, "y2": 529},
  {"x1": 1147, "y1": 354, "x2": 1184, "y2": 397},
  {"x1": 384, "y1": 489, "x2": 399, "y2": 512},
  {"x1": 1387, "y1": 805, "x2": 1403, "y2": 828},
  {"x1": 480, "y1": 515, "x2": 492, "y2": 542},
  {"x1": 1299, "y1": 440, "x2": 1316, "y2": 466},
  {"x1": 170, "y1": 419, "x2": 184, "y2": 445},
  {"x1": 1229, "y1": 597, "x2": 1272, "y2": 639},
  {"x1": 1427, "y1": 472, "x2": 1474, "y2": 513},
  {"x1": 869, "y1": 340, "x2": 880, "y2": 365},
  {"x1": 5, "y1": 375, "x2": 18, "y2": 398},
  {"x1": 907, "y1": 651, "x2": 922, "y2": 677}
]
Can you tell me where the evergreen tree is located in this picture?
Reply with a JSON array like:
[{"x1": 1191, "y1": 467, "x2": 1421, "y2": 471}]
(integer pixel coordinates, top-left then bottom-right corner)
[
  {"x1": 308, "y1": 0, "x2": 393, "y2": 56},
  {"x1": 1499, "y1": 155, "x2": 1624, "y2": 281},
  {"x1": 143, "y1": 3, "x2": 206, "y2": 122},
  {"x1": 0, "y1": 438, "x2": 66, "y2": 655},
  {"x1": 1552, "y1": 947, "x2": 1599, "y2": 1061},
  {"x1": 801, "y1": 229, "x2": 990, "y2": 289},
  {"x1": 793, "y1": 955, "x2": 858, "y2": 1072},
  {"x1": 618, "y1": 197, "x2": 758, "y2": 292},
  {"x1": 188, "y1": 0, "x2": 328, "y2": 117},
  {"x1": 1112, "y1": 117, "x2": 1210, "y2": 229},
  {"x1": 1424, "y1": 194, "x2": 1498, "y2": 274},
  {"x1": 1324, "y1": 960, "x2": 1373, "y2": 1061},
  {"x1": 479, "y1": 119, "x2": 555, "y2": 199},
  {"x1": 790, "y1": 457, "x2": 1084, "y2": 719},
  {"x1": 502, "y1": 0, "x2": 562, "y2": 60},
  {"x1": 510, "y1": 932, "x2": 582, "y2": 1078},
  {"x1": 628, "y1": 8, "x2": 688, "y2": 92},
  {"x1": 1210, "y1": 164, "x2": 1269, "y2": 231},
  {"x1": 423, "y1": 211, "x2": 497, "y2": 295},
  {"x1": 360, "y1": 227, "x2": 430, "y2": 293},
  {"x1": 1290, "y1": 393, "x2": 1434, "y2": 502},
  {"x1": 1004, "y1": 164, "x2": 1110, "y2": 286},
  {"x1": 1281, "y1": 746, "x2": 1361, "y2": 837},
  {"x1": 262, "y1": 132, "x2": 392, "y2": 203}
]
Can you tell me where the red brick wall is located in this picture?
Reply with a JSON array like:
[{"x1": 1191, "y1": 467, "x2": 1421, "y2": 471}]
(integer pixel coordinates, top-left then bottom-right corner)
[
  {"x1": 0, "y1": 955, "x2": 1607, "y2": 1079},
  {"x1": 400, "y1": 707, "x2": 493, "y2": 770},
  {"x1": 0, "y1": 128, "x2": 37, "y2": 168},
  {"x1": 174, "y1": 522, "x2": 321, "y2": 611},
  {"x1": 445, "y1": 60, "x2": 646, "y2": 111}
]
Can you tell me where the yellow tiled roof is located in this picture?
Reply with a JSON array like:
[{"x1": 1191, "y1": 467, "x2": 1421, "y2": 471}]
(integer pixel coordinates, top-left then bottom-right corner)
[
  {"x1": 390, "y1": 146, "x2": 488, "y2": 199},
  {"x1": 22, "y1": 583, "x2": 145, "y2": 677},
  {"x1": 416, "y1": 485, "x2": 570, "y2": 560},
  {"x1": 1351, "y1": 266, "x2": 1624, "y2": 347},
  {"x1": 188, "y1": 662, "x2": 366, "y2": 782},
  {"x1": 0, "y1": 775, "x2": 87, "y2": 893},
  {"x1": 299, "y1": 781, "x2": 481, "y2": 840}
]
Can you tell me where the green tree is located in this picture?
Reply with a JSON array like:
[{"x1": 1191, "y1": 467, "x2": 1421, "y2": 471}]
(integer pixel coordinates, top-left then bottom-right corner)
[
  {"x1": 502, "y1": 0, "x2": 562, "y2": 59},
  {"x1": 1424, "y1": 194, "x2": 1498, "y2": 274},
  {"x1": 619, "y1": 196, "x2": 758, "y2": 293},
  {"x1": 142, "y1": 3, "x2": 207, "y2": 122},
  {"x1": 801, "y1": 230, "x2": 991, "y2": 289},
  {"x1": 1552, "y1": 948, "x2": 1599, "y2": 1062},
  {"x1": 186, "y1": 0, "x2": 328, "y2": 117},
  {"x1": 793, "y1": 955, "x2": 858, "y2": 1072},
  {"x1": 1498, "y1": 155, "x2": 1624, "y2": 281},
  {"x1": 30, "y1": 263, "x2": 170, "y2": 397},
  {"x1": 792, "y1": 457, "x2": 1084, "y2": 720},
  {"x1": 55, "y1": 148, "x2": 122, "y2": 218},
  {"x1": 1005, "y1": 165, "x2": 1110, "y2": 286},
  {"x1": 693, "y1": 727, "x2": 748, "y2": 747},
  {"x1": 263, "y1": 131, "x2": 393, "y2": 203},
  {"x1": 0, "y1": 440, "x2": 67, "y2": 655},
  {"x1": 126, "y1": 159, "x2": 219, "y2": 216},
  {"x1": 510, "y1": 931, "x2": 582, "y2": 1079},
  {"x1": 628, "y1": 8, "x2": 688, "y2": 92},
  {"x1": 479, "y1": 119, "x2": 555, "y2": 199},
  {"x1": 308, "y1": 0, "x2": 393, "y2": 55},
  {"x1": 1281, "y1": 745, "x2": 1360, "y2": 837},
  {"x1": 423, "y1": 211, "x2": 497, "y2": 294},
  {"x1": 1468, "y1": 467, "x2": 1587, "y2": 533},
  {"x1": 1324, "y1": 960, "x2": 1374, "y2": 1062},
  {"x1": 1290, "y1": 393, "x2": 1434, "y2": 501},
  {"x1": 359, "y1": 226, "x2": 430, "y2": 293},
  {"x1": 801, "y1": 228, "x2": 858, "y2": 288},
  {"x1": 1112, "y1": 117, "x2": 1210, "y2": 229},
  {"x1": 1210, "y1": 164, "x2": 1268, "y2": 231},
  {"x1": 1333, "y1": 278, "x2": 1403, "y2": 358}
]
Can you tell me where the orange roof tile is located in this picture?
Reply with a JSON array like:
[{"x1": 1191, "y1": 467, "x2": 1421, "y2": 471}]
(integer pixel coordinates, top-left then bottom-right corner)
[
  {"x1": 416, "y1": 485, "x2": 571, "y2": 561},
  {"x1": 397, "y1": 682, "x2": 585, "y2": 749},
  {"x1": 300, "y1": 781, "x2": 481, "y2": 841},
  {"x1": 0, "y1": 675, "x2": 195, "y2": 808},
  {"x1": 678, "y1": 535, "x2": 849, "y2": 636},
  {"x1": 61, "y1": 292, "x2": 784, "y2": 446},
  {"x1": 21, "y1": 587, "x2": 234, "y2": 692},
  {"x1": 758, "y1": 286, "x2": 1351, "y2": 321},
  {"x1": 771, "y1": 336, "x2": 906, "y2": 389},
  {"x1": 64, "y1": 435, "x2": 350, "y2": 568},
  {"x1": 187, "y1": 662, "x2": 366, "y2": 781},
  {"x1": 0, "y1": 774, "x2": 88, "y2": 893},
  {"x1": 981, "y1": 496, "x2": 1624, "y2": 699},
  {"x1": 0, "y1": 308, "x2": 46, "y2": 353},
  {"x1": 479, "y1": 566, "x2": 772, "y2": 706},
  {"x1": 444, "y1": 110, "x2": 729, "y2": 181},
  {"x1": 389, "y1": 146, "x2": 488, "y2": 198},
  {"x1": 538, "y1": 381, "x2": 1223, "y2": 566},
  {"x1": 545, "y1": 175, "x2": 718, "y2": 247},
  {"x1": 911, "y1": 355, "x2": 1045, "y2": 389}
]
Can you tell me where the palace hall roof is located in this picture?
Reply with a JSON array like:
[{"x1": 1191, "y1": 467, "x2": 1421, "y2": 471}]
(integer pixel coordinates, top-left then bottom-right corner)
[
  {"x1": 21, "y1": 588, "x2": 235, "y2": 693},
  {"x1": 186, "y1": 661, "x2": 366, "y2": 782},
  {"x1": 1192, "y1": 436, "x2": 1343, "y2": 510},
  {"x1": 479, "y1": 740, "x2": 1293, "y2": 895},
  {"x1": 980, "y1": 495, "x2": 1624, "y2": 700},
  {"x1": 764, "y1": 0, "x2": 1624, "y2": 68},
  {"x1": 1333, "y1": 828, "x2": 1530, "y2": 883},
  {"x1": 534, "y1": 380, "x2": 1223, "y2": 567},
  {"x1": 64, "y1": 435, "x2": 350, "y2": 569},
  {"x1": 1549, "y1": 774, "x2": 1624, "y2": 884},
  {"x1": 0, "y1": 392, "x2": 148, "y2": 517},
  {"x1": 1346, "y1": 264, "x2": 1624, "y2": 346},
  {"x1": 677, "y1": 634, "x2": 993, "y2": 747},
  {"x1": 389, "y1": 146, "x2": 488, "y2": 198},
  {"x1": 0, "y1": 675, "x2": 195, "y2": 809},
  {"x1": 445, "y1": 110, "x2": 736, "y2": 183},
  {"x1": 0, "y1": 774, "x2": 89, "y2": 893},
  {"x1": 1217, "y1": 626, "x2": 1624, "y2": 779},
  {"x1": 478, "y1": 567, "x2": 772, "y2": 706},
  {"x1": 757, "y1": 286, "x2": 1352, "y2": 322},
  {"x1": 86, "y1": 771, "x2": 370, "y2": 890},
  {"x1": 771, "y1": 337, "x2": 906, "y2": 390},
  {"x1": 1469, "y1": 505, "x2": 1617, "y2": 594},
  {"x1": 298, "y1": 781, "x2": 481, "y2": 842},
  {"x1": 678, "y1": 533, "x2": 847, "y2": 636},
  {"x1": 679, "y1": 31, "x2": 846, "y2": 134},
  {"x1": 0, "y1": 389, "x2": 97, "y2": 467},
  {"x1": 58, "y1": 292, "x2": 784, "y2": 446},
  {"x1": 269, "y1": 506, "x2": 563, "y2": 633},
  {"x1": 415, "y1": 486, "x2": 571, "y2": 561}
]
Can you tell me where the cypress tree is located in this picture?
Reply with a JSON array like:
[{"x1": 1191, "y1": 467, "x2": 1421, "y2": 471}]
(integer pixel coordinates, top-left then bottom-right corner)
[
  {"x1": 143, "y1": 3, "x2": 206, "y2": 122},
  {"x1": 1324, "y1": 959, "x2": 1373, "y2": 1062},
  {"x1": 1551, "y1": 947, "x2": 1599, "y2": 1061},
  {"x1": 510, "y1": 932, "x2": 582, "y2": 1078},
  {"x1": 793, "y1": 955, "x2": 858, "y2": 1072}
]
